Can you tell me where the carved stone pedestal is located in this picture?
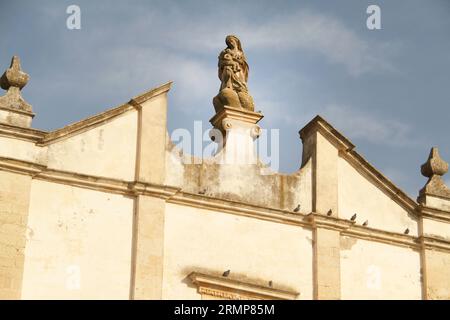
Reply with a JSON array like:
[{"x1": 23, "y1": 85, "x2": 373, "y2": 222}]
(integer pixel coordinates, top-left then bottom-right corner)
[{"x1": 209, "y1": 106, "x2": 263, "y2": 165}]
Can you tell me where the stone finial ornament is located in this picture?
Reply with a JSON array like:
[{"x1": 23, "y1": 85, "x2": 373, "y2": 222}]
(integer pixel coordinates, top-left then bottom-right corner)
[
  {"x1": 0, "y1": 56, "x2": 32, "y2": 112},
  {"x1": 0, "y1": 56, "x2": 34, "y2": 127},
  {"x1": 421, "y1": 147, "x2": 449, "y2": 178},
  {"x1": 0, "y1": 56, "x2": 29, "y2": 91},
  {"x1": 213, "y1": 35, "x2": 255, "y2": 113},
  {"x1": 418, "y1": 147, "x2": 450, "y2": 203}
]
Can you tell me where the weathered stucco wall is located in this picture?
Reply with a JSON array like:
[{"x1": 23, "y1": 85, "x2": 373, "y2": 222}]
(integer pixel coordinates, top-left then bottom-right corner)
[
  {"x1": 46, "y1": 111, "x2": 138, "y2": 181},
  {"x1": 0, "y1": 136, "x2": 46, "y2": 164},
  {"x1": 21, "y1": 180, "x2": 134, "y2": 299},
  {"x1": 340, "y1": 237, "x2": 422, "y2": 299},
  {"x1": 165, "y1": 143, "x2": 313, "y2": 214},
  {"x1": 162, "y1": 203, "x2": 313, "y2": 300},
  {"x1": 1, "y1": 80, "x2": 449, "y2": 300},
  {"x1": 338, "y1": 157, "x2": 418, "y2": 236},
  {"x1": 424, "y1": 249, "x2": 450, "y2": 299}
]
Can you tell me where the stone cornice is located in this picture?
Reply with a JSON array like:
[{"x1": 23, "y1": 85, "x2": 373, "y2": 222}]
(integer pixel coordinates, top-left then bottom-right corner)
[
  {"x1": 299, "y1": 115, "x2": 417, "y2": 214},
  {"x1": 305, "y1": 212, "x2": 354, "y2": 231},
  {"x1": 0, "y1": 82, "x2": 172, "y2": 146},
  {"x1": 1, "y1": 156, "x2": 449, "y2": 253},
  {"x1": 0, "y1": 123, "x2": 46, "y2": 142},
  {"x1": 128, "y1": 81, "x2": 172, "y2": 106},
  {"x1": 342, "y1": 225, "x2": 419, "y2": 249},
  {"x1": 168, "y1": 191, "x2": 309, "y2": 227},
  {"x1": 0, "y1": 156, "x2": 178, "y2": 198},
  {"x1": 38, "y1": 103, "x2": 135, "y2": 146},
  {"x1": 188, "y1": 272, "x2": 299, "y2": 300},
  {"x1": 342, "y1": 149, "x2": 418, "y2": 213},
  {"x1": 0, "y1": 156, "x2": 45, "y2": 174},
  {"x1": 417, "y1": 204, "x2": 450, "y2": 223},
  {"x1": 307, "y1": 212, "x2": 419, "y2": 249},
  {"x1": 420, "y1": 236, "x2": 450, "y2": 252},
  {"x1": 0, "y1": 105, "x2": 35, "y2": 117},
  {"x1": 129, "y1": 181, "x2": 179, "y2": 200},
  {"x1": 209, "y1": 105, "x2": 264, "y2": 128},
  {"x1": 299, "y1": 115, "x2": 355, "y2": 151}
]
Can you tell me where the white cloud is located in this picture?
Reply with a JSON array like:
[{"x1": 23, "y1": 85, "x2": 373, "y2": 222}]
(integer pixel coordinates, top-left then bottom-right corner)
[
  {"x1": 321, "y1": 104, "x2": 414, "y2": 146},
  {"x1": 259, "y1": 101, "x2": 417, "y2": 148},
  {"x1": 241, "y1": 11, "x2": 396, "y2": 76},
  {"x1": 33, "y1": 3, "x2": 400, "y2": 129},
  {"x1": 150, "y1": 9, "x2": 397, "y2": 76},
  {"x1": 85, "y1": 6, "x2": 397, "y2": 77},
  {"x1": 98, "y1": 47, "x2": 217, "y2": 105}
]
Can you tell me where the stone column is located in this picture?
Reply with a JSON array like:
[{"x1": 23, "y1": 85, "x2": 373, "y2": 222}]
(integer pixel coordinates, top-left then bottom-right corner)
[
  {"x1": 0, "y1": 171, "x2": 32, "y2": 299},
  {"x1": 313, "y1": 227, "x2": 341, "y2": 299},
  {"x1": 300, "y1": 117, "x2": 354, "y2": 299},
  {"x1": 0, "y1": 57, "x2": 34, "y2": 299},
  {"x1": 131, "y1": 195, "x2": 166, "y2": 299},
  {"x1": 417, "y1": 147, "x2": 450, "y2": 299},
  {"x1": 129, "y1": 83, "x2": 171, "y2": 299}
]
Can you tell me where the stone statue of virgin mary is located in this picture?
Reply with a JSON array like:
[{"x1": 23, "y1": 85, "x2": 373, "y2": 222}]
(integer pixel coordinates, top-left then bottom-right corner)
[{"x1": 213, "y1": 35, "x2": 255, "y2": 112}]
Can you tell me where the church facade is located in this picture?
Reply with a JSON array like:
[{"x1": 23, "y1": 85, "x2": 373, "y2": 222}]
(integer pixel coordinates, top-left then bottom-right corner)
[{"x1": 0, "y1": 37, "x2": 449, "y2": 300}]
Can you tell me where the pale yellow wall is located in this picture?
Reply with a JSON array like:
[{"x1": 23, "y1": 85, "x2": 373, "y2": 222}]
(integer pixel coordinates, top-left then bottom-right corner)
[
  {"x1": 136, "y1": 94, "x2": 168, "y2": 184},
  {"x1": 314, "y1": 133, "x2": 339, "y2": 215},
  {"x1": 422, "y1": 218, "x2": 450, "y2": 240},
  {"x1": 0, "y1": 136, "x2": 46, "y2": 164},
  {"x1": 162, "y1": 203, "x2": 313, "y2": 300},
  {"x1": 423, "y1": 195, "x2": 450, "y2": 212},
  {"x1": 21, "y1": 179, "x2": 134, "y2": 299},
  {"x1": 46, "y1": 111, "x2": 138, "y2": 181},
  {"x1": 338, "y1": 158, "x2": 418, "y2": 235},
  {"x1": 340, "y1": 237, "x2": 422, "y2": 299},
  {"x1": 425, "y1": 249, "x2": 450, "y2": 299}
]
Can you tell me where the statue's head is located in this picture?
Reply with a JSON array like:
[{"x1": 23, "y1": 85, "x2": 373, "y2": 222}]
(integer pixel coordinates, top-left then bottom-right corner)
[{"x1": 225, "y1": 35, "x2": 243, "y2": 51}]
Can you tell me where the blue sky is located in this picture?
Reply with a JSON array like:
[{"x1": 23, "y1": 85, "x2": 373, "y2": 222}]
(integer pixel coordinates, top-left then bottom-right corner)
[{"x1": 1, "y1": 0, "x2": 449, "y2": 197}]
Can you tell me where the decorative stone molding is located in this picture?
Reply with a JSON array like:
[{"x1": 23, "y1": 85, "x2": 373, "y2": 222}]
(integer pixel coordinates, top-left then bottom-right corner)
[
  {"x1": 305, "y1": 212, "x2": 354, "y2": 232},
  {"x1": 417, "y1": 204, "x2": 450, "y2": 223},
  {"x1": 250, "y1": 125, "x2": 261, "y2": 139},
  {"x1": 188, "y1": 272, "x2": 299, "y2": 300},
  {"x1": 210, "y1": 105, "x2": 263, "y2": 134},
  {"x1": 209, "y1": 105, "x2": 263, "y2": 164},
  {"x1": 0, "y1": 81, "x2": 172, "y2": 145},
  {"x1": 1, "y1": 155, "x2": 448, "y2": 252},
  {"x1": 299, "y1": 115, "x2": 355, "y2": 153},
  {"x1": 0, "y1": 123, "x2": 45, "y2": 142},
  {"x1": 129, "y1": 81, "x2": 172, "y2": 106}
]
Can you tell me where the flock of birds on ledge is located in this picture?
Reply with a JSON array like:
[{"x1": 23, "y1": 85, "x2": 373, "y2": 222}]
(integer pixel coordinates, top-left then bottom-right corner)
[
  {"x1": 196, "y1": 188, "x2": 411, "y2": 235},
  {"x1": 219, "y1": 203, "x2": 411, "y2": 289},
  {"x1": 217, "y1": 203, "x2": 411, "y2": 289},
  {"x1": 293, "y1": 204, "x2": 410, "y2": 235}
]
